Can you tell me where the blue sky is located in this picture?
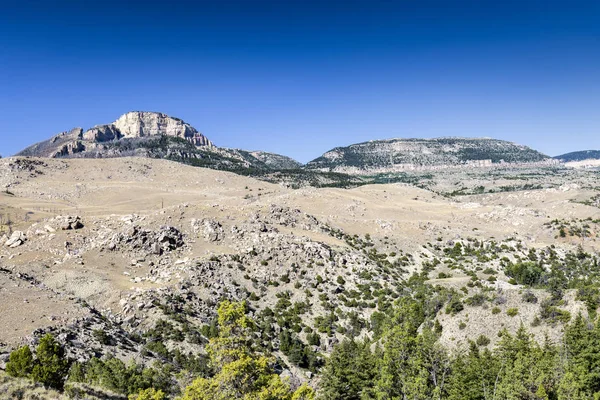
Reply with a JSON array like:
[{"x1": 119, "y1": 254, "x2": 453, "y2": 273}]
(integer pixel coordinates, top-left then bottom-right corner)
[{"x1": 1, "y1": 0, "x2": 599, "y2": 162}]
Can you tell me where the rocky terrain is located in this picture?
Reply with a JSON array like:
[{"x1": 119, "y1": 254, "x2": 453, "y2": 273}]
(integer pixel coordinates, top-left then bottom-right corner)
[
  {"x1": 4, "y1": 125, "x2": 600, "y2": 398},
  {"x1": 0, "y1": 154, "x2": 599, "y2": 395}
]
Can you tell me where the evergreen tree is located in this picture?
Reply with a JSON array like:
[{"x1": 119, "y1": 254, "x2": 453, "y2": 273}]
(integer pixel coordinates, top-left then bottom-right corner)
[
  {"x1": 182, "y1": 300, "x2": 315, "y2": 400},
  {"x1": 5, "y1": 345, "x2": 34, "y2": 378},
  {"x1": 31, "y1": 334, "x2": 69, "y2": 390},
  {"x1": 318, "y1": 339, "x2": 375, "y2": 400}
]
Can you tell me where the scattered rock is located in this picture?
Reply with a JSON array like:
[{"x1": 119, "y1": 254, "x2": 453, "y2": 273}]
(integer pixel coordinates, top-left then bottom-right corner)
[
  {"x1": 5, "y1": 231, "x2": 26, "y2": 248},
  {"x1": 107, "y1": 225, "x2": 184, "y2": 255},
  {"x1": 58, "y1": 216, "x2": 84, "y2": 230},
  {"x1": 44, "y1": 224, "x2": 56, "y2": 233}
]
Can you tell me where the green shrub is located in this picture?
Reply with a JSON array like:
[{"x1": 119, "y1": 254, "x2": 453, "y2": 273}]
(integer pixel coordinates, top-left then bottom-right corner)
[
  {"x1": 540, "y1": 299, "x2": 571, "y2": 324},
  {"x1": 307, "y1": 333, "x2": 321, "y2": 346},
  {"x1": 464, "y1": 293, "x2": 487, "y2": 306},
  {"x1": 506, "y1": 308, "x2": 519, "y2": 317},
  {"x1": 445, "y1": 298, "x2": 464, "y2": 315},
  {"x1": 5, "y1": 345, "x2": 34, "y2": 378},
  {"x1": 476, "y1": 335, "x2": 491, "y2": 347},
  {"x1": 129, "y1": 388, "x2": 166, "y2": 400},
  {"x1": 93, "y1": 329, "x2": 114, "y2": 346},
  {"x1": 522, "y1": 291, "x2": 538, "y2": 304},
  {"x1": 504, "y1": 261, "x2": 545, "y2": 286}
]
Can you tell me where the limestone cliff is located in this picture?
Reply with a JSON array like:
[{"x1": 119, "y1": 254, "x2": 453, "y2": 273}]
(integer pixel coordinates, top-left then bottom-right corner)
[{"x1": 17, "y1": 111, "x2": 213, "y2": 158}]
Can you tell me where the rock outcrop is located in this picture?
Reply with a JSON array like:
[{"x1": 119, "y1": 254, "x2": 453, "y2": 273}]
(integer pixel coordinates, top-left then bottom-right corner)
[
  {"x1": 106, "y1": 225, "x2": 185, "y2": 255},
  {"x1": 16, "y1": 111, "x2": 214, "y2": 159},
  {"x1": 113, "y1": 111, "x2": 212, "y2": 147},
  {"x1": 57, "y1": 216, "x2": 84, "y2": 230}
]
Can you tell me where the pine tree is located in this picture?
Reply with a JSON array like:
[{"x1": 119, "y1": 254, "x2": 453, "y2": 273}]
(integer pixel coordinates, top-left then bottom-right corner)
[
  {"x1": 181, "y1": 300, "x2": 315, "y2": 400},
  {"x1": 318, "y1": 339, "x2": 375, "y2": 400},
  {"x1": 31, "y1": 333, "x2": 70, "y2": 390},
  {"x1": 5, "y1": 345, "x2": 34, "y2": 378}
]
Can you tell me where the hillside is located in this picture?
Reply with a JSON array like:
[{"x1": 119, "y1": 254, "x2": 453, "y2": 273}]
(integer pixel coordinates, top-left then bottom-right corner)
[
  {"x1": 0, "y1": 156, "x2": 600, "y2": 398},
  {"x1": 555, "y1": 150, "x2": 600, "y2": 162},
  {"x1": 305, "y1": 137, "x2": 554, "y2": 173}
]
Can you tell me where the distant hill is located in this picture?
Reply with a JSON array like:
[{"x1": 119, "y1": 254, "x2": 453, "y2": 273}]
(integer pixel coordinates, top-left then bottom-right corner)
[
  {"x1": 305, "y1": 137, "x2": 553, "y2": 174},
  {"x1": 554, "y1": 150, "x2": 600, "y2": 162}
]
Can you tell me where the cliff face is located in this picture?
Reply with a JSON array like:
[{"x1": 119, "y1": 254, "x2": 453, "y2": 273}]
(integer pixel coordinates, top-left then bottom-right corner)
[
  {"x1": 305, "y1": 137, "x2": 555, "y2": 174},
  {"x1": 17, "y1": 111, "x2": 214, "y2": 158},
  {"x1": 112, "y1": 111, "x2": 213, "y2": 147}
]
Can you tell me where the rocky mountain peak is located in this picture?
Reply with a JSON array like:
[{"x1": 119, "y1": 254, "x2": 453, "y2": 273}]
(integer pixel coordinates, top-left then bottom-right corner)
[
  {"x1": 16, "y1": 111, "x2": 214, "y2": 158},
  {"x1": 111, "y1": 111, "x2": 213, "y2": 147}
]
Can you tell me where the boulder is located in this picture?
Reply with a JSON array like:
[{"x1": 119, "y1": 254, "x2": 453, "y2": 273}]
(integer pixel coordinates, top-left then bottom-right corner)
[
  {"x1": 202, "y1": 219, "x2": 223, "y2": 242},
  {"x1": 5, "y1": 231, "x2": 26, "y2": 248},
  {"x1": 59, "y1": 216, "x2": 84, "y2": 230}
]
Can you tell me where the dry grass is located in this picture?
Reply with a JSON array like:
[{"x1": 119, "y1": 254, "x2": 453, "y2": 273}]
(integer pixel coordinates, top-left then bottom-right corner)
[
  {"x1": 0, "y1": 372, "x2": 66, "y2": 400},
  {"x1": 0, "y1": 372, "x2": 126, "y2": 400}
]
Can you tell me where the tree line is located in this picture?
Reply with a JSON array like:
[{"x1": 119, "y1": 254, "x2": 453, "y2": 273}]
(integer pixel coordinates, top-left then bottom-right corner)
[{"x1": 6, "y1": 297, "x2": 600, "y2": 399}]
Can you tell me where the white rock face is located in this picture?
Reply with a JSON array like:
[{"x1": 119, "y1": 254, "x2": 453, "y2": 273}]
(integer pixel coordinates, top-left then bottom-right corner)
[{"x1": 112, "y1": 111, "x2": 213, "y2": 147}]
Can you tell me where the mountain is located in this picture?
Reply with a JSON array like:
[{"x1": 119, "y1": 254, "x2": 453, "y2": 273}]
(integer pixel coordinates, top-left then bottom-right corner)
[
  {"x1": 305, "y1": 137, "x2": 554, "y2": 174},
  {"x1": 554, "y1": 150, "x2": 600, "y2": 162},
  {"x1": 17, "y1": 111, "x2": 213, "y2": 158},
  {"x1": 16, "y1": 111, "x2": 301, "y2": 173}
]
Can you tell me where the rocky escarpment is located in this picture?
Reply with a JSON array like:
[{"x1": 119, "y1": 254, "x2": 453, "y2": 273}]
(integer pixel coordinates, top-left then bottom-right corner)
[
  {"x1": 306, "y1": 137, "x2": 556, "y2": 174},
  {"x1": 17, "y1": 111, "x2": 214, "y2": 159},
  {"x1": 15, "y1": 112, "x2": 307, "y2": 178}
]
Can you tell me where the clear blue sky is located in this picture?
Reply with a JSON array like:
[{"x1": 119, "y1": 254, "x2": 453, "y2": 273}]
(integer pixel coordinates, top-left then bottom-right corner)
[{"x1": 1, "y1": 0, "x2": 599, "y2": 162}]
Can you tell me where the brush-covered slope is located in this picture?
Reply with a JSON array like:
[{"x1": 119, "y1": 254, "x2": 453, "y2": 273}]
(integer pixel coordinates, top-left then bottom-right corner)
[
  {"x1": 555, "y1": 150, "x2": 600, "y2": 162},
  {"x1": 306, "y1": 137, "x2": 553, "y2": 173}
]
